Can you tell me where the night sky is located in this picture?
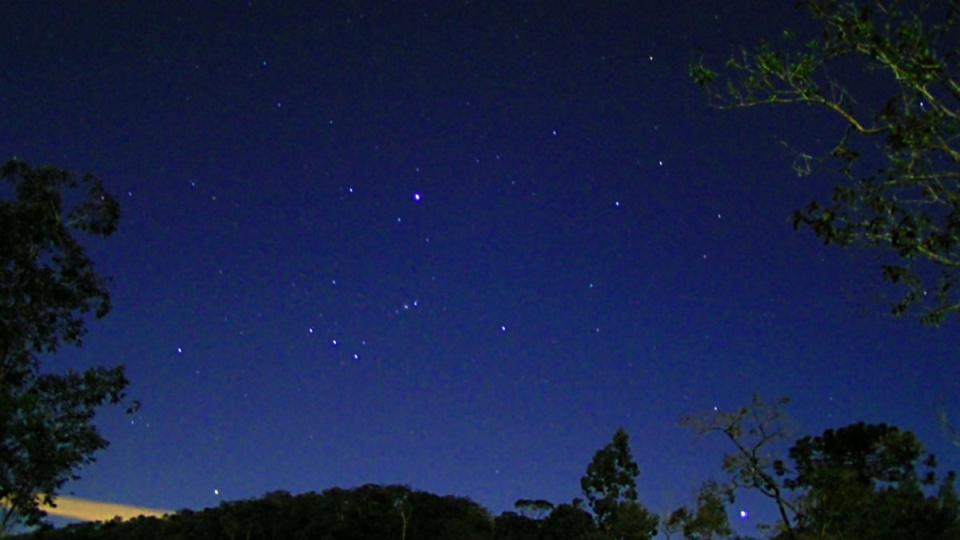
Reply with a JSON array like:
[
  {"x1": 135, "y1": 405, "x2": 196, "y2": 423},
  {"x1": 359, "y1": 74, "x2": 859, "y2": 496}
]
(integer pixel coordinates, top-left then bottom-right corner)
[{"x1": 4, "y1": 1, "x2": 960, "y2": 534}]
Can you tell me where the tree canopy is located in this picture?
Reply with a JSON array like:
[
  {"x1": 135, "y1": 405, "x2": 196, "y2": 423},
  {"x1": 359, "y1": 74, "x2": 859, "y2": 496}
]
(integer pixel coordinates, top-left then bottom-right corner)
[
  {"x1": 0, "y1": 160, "x2": 132, "y2": 532},
  {"x1": 784, "y1": 422, "x2": 960, "y2": 539},
  {"x1": 691, "y1": 0, "x2": 960, "y2": 325},
  {"x1": 664, "y1": 480, "x2": 733, "y2": 540},
  {"x1": 681, "y1": 396, "x2": 960, "y2": 539}
]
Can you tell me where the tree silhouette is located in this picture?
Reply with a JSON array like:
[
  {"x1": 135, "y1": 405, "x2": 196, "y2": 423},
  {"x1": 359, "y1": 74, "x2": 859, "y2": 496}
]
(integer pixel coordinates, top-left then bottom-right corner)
[
  {"x1": 681, "y1": 395, "x2": 796, "y2": 536},
  {"x1": 581, "y1": 428, "x2": 658, "y2": 539},
  {"x1": 0, "y1": 159, "x2": 134, "y2": 532},
  {"x1": 664, "y1": 480, "x2": 733, "y2": 540}
]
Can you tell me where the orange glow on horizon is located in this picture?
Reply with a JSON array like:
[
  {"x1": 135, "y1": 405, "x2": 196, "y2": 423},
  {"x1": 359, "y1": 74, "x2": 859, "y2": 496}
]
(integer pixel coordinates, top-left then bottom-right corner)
[{"x1": 40, "y1": 495, "x2": 169, "y2": 522}]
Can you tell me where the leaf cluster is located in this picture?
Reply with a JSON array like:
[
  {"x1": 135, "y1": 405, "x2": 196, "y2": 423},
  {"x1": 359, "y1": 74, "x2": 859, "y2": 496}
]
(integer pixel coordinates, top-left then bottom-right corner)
[
  {"x1": 691, "y1": 0, "x2": 960, "y2": 325},
  {"x1": 0, "y1": 160, "x2": 119, "y2": 363},
  {"x1": 0, "y1": 367, "x2": 130, "y2": 531}
]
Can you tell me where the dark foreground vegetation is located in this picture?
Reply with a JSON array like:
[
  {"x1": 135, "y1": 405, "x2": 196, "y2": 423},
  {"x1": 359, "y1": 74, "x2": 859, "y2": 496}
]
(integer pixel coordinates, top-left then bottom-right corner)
[
  {"x1": 18, "y1": 485, "x2": 495, "y2": 540},
  {"x1": 11, "y1": 409, "x2": 960, "y2": 540}
]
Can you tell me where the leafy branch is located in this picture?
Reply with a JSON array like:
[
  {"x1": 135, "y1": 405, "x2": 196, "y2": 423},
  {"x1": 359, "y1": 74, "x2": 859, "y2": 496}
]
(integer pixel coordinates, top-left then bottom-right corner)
[{"x1": 692, "y1": 0, "x2": 960, "y2": 325}]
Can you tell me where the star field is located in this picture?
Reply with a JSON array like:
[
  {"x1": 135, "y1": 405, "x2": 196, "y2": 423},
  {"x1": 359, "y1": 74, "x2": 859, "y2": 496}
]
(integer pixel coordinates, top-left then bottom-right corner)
[{"x1": 3, "y1": 1, "x2": 960, "y2": 534}]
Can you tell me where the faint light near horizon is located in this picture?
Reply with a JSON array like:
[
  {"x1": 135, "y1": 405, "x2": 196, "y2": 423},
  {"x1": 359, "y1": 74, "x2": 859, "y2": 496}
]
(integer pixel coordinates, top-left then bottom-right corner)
[{"x1": 39, "y1": 495, "x2": 169, "y2": 522}]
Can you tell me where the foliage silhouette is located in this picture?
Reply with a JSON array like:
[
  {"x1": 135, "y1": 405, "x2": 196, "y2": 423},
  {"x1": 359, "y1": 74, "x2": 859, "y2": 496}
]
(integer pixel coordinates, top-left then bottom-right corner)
[
  {"x1": 680, "y1": 396, "x2": 960, "y2": 539},
  {"x1": 0, "y1": 160, "x2": 134, "y2": 532},
  {"x1": 692, "y1": 0, "x2": 960, "y2": 325},
  {"x1": 581, "y1": 428, "x2": 659, "y2": 540}
]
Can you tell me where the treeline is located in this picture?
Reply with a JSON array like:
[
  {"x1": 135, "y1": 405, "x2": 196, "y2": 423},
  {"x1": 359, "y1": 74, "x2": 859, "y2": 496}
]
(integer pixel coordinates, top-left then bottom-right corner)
[
  {"x1": 18, "y1": 486, "x2": 495, "y2": 540},
  {"x1": 12, "y1": 427, "x2": 654, "y2": 540},
  {"x1": 12, "y1": 401, "x2": 960, "y2": 540},
  {"x1": 10, "y1": 484, "x2": 632, "y2": 540},
  {"x1": 10, "y1": 484, "x2": 620, "y2": 540}
]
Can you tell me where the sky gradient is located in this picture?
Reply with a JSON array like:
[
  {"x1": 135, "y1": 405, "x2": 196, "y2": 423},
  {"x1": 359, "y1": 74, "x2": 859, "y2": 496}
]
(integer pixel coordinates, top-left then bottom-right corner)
[{"x1": 3, "y1": 2, "x2": 960, "y2": 536}]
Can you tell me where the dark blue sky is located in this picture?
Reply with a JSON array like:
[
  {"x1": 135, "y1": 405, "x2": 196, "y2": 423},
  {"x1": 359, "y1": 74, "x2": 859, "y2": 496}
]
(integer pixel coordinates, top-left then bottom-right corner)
[{"x1": 4, "y1": 1, "x2": 959, "y2": 535}]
